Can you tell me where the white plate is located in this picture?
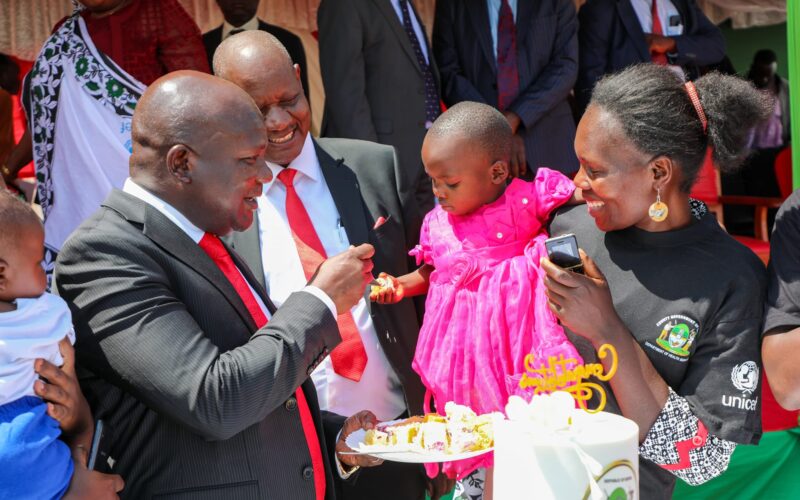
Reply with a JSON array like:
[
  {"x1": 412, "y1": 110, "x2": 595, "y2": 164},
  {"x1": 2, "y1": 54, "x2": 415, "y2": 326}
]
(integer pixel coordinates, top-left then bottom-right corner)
[{"x1": 344, "y1": 419, "x2": 493, "y2": 464}]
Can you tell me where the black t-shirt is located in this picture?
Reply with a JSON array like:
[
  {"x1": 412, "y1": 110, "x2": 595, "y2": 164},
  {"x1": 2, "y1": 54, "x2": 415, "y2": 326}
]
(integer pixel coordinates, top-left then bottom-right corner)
[
  {"x1": 764, "y1": 189, "x2": 800, "y2": 334},
  {"x1": 550, "y1": 205, "x2": 766, "y2": 500}
]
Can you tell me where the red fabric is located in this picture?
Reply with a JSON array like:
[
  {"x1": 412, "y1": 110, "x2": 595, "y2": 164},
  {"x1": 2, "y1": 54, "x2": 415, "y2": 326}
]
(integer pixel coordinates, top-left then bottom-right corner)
[
  {"x1": 660, "y1": 420, "x2": 708, "y2": 471},
  {"x1": 198, "y1": 233, "x2": 326, "y2": 500},
  {"x1": 9, "y1": 57, "x2": 33, "y2": 178},
  {"x1": 689, "y1": 149, "x2": 718, "y2": 205},
  {"x1": 650, "y1": 0, "x2": 668, "y2": 65},
  {"x1": 277, "y1": 168, "x2": 368, "y2": 382},
  {"x1": 56, "y1": 0, "x2": 209, "y2": 85},
  {"x1": 761, "y1": 373, "x2": 800, "y2": 432},
  {"x1": 496, "y1": 0, "x2": 519, "y2": 110},
  {"x1": 774, "y1": 146, "x2": 793, "y2": 199}
]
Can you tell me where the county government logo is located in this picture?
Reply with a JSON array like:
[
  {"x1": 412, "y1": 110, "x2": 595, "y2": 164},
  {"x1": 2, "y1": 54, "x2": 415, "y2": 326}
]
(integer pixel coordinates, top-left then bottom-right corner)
[
  {"x1": 645, "y1": 315, "x2": 700, "y2": 362},
  {"x1": 722, "y1": 361, "x2": 759, "y2": 412}
]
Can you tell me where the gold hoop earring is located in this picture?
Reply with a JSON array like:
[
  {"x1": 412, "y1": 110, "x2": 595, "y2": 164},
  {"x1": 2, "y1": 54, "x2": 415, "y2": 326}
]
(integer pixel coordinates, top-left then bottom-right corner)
[{"x1": 649, "y1": 188, "x2": 669, "y2": 222}]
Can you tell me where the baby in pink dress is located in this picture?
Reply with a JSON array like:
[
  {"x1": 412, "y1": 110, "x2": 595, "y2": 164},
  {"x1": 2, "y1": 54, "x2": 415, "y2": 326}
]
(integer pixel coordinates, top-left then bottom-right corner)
[{"x1": 372, "y1": 103, "x2": 583, "y2": 486}]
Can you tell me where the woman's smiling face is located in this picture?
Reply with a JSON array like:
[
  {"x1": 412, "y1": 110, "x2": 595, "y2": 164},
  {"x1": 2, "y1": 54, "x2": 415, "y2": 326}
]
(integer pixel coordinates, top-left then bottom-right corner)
[{"x1": 573, "y1": 105, "x2": 661, "y2": 232}]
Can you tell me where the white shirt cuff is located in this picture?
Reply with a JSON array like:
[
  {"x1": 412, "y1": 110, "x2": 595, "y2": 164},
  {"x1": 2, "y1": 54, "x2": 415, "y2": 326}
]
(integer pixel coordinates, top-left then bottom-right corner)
[{"x1": 301, "y1": 285, "x2": 338, "y2": 317}]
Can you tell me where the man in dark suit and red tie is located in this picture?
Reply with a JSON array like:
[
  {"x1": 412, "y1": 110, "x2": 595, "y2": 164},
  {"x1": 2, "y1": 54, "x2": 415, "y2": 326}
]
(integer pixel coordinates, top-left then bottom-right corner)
[
  {"x1": 213, "y1": 31, "x2": 450, "y2": 500},
  {"x1": 576, "y1": 0, "x2": 725, "y2": 112},
  {"x1": 317, "y1": 0, "x2": 440, "y2": 248},
  {"x1": 55, "y1": 71, "x2": 383, "y2": 499},
  {"x1": 434, "y1": 0, "x2": 580, "y2": 177}
]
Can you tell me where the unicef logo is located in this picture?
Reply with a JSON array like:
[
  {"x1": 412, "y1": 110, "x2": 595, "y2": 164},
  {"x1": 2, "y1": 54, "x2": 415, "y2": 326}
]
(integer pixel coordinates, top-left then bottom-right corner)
[{"x1": 731, "y1": 361, "x2": 759, "y2": 395}]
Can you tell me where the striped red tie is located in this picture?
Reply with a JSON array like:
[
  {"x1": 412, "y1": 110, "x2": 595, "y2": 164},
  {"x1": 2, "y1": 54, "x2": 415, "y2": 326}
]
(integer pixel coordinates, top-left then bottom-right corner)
[
  {"x1": 496, "y1": 0, "x2": 519, "y2": 110},
  {"x1": 650, "y1": 0, "x2": 669, "y2": 65},
  {"x1": 277, "y1": 168, "x2": 368, "y2": 381},
  {"x1": 198, "y1": 233, "x2": 326, "y2": 500}
]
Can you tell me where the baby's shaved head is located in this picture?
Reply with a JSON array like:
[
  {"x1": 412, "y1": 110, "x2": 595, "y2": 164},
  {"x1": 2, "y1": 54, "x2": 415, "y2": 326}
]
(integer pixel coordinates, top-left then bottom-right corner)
[
  {"x1": 427, "y1": 102, "x2": 512, "y2": 163},
  {"x1": 0, "y1": 191, "x2": 41, "y2": 254}
]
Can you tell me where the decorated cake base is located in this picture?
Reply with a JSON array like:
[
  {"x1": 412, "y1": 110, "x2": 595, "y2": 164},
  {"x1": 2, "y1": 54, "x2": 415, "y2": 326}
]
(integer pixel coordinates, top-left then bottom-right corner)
[{"x1": 493, "y1": 393, "x2": 639, "y2": 500}]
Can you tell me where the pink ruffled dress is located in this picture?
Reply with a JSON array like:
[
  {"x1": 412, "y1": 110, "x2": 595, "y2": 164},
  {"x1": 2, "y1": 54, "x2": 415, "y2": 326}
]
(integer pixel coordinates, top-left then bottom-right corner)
[{"x1": 410, "y1": 169, "x2": 583, "y2": 479}]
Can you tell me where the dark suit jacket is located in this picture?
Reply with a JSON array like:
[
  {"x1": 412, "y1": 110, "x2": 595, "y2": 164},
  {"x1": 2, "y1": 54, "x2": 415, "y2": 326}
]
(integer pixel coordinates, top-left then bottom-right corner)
[
  {"x1": 229, "y1": 137, "x2": 428, "y2": 500},
  {"x1": 317, "y1": 0, "x2": 439, "y2": 244},
  {"x1": 434, "y1": 0, "x2": 579, "y2": 174},
  {"x1": 576, "y1": 0, "x2": 726, "y2": 110},
  {"x1": 55, "y1": 190, "x2": 342, "y2": 499},
  {"x1": 203, "y1": 19, "x2": 310, "y2": 101}
]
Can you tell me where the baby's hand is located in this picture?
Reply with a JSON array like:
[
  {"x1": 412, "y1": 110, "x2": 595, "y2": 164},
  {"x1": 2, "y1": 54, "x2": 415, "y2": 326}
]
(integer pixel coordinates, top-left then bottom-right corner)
[{"x1": 369, "y1": 273, "x2": 404, "y2": 304}]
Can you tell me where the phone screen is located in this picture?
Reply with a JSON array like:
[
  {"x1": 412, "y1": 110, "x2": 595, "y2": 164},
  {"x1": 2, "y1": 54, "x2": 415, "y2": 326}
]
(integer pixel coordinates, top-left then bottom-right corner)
[{"x1": 545, "y1": 234, "x2": 583, "y2": 272}]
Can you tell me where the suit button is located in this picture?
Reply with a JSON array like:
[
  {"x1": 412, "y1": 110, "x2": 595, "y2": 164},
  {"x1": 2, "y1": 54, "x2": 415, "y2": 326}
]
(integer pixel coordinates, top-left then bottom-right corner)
[
  {"x1": 418, "y1": 87, "x2": 425, "y2": 95},
  {"x1": 302, "y1": 465, "x2": 314, "y2": 480},
  {"x1": 285, "y1": 397, "x2": 297, "y2": 411}
]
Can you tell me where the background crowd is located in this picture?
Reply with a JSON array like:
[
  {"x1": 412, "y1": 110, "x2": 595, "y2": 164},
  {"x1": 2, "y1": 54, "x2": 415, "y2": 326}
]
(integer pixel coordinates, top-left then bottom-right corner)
[{"x1": 0, "y1": 1, "x2": 797, "y2": 499}]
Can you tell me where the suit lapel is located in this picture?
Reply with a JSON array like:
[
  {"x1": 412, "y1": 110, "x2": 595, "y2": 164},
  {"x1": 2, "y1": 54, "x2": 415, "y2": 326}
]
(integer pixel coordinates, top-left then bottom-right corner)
[
  {"x1": 227, "y1": 241, "x2": 278, "y2": 316},
  {"x1": 466, "y1": 0, "x2": 497, "y2": 73},
  {"x1": 617, "y1": 0, "x2": 651, "y2": 62},
  {"x1": 314, "y1": 140, "x2": 370, "y2": 246},
  {"x1": 102, "y1": 191, "x2": 259, "y2": 332},
  {"x1": 231, "y1": 218, "x2": 267, "y2": 291},
  {"x1": 372, "y1": 0, "x2": 423, "y2": 74}
]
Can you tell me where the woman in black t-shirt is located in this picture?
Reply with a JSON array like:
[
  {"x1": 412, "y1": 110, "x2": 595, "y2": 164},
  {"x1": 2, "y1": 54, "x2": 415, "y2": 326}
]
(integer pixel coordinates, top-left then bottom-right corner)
[{"x1": 542, "y1": 64, "x2": 772, "y2": 499}]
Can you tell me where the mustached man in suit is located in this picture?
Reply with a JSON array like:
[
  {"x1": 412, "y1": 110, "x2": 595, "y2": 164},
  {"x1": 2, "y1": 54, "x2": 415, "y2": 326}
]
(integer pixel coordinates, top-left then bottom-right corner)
[
  {"x1": 317, "y1": 0, "x2": 440, "y2": 248},
  {"x1": 434, "y1": 0, "x2": 580, "y2": 178},
  {"x1": 203, "y1": 0, "x2": 309, "y2": 101},
  {"x1": 576, "y1": 0, "x2": 725, "y2": 112},
  {"x1": 213, "y1": 31, "x2": 450, "y2": 500},
  {"x1": 55, "y1": 71, "x2": 383, "y2": 499}
]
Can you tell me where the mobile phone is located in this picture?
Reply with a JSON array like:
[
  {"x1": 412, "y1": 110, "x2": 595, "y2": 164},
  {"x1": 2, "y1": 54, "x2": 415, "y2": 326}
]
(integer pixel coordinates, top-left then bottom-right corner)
[
  {"x1": 87, "y1": 419, "x2": 115, "y2": 473},
  {"x1": 545, "y1": 234, "x2": 584, "y2": 274}
]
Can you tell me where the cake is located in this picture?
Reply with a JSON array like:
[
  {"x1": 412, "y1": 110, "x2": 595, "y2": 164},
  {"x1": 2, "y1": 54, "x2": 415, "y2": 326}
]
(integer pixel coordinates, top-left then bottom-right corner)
[
  {"x1": 493, "y1": 392, "x2": 639, "y2": 500},
  {"x1": 361, "y1": 402, "x2": 497, "y2": 455}
]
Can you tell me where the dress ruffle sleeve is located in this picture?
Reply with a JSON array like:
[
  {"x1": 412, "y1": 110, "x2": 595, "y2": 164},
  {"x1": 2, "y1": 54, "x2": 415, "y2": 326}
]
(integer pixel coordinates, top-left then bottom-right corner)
[
  {"x1": 409, "y1": 210, "x2": 436, "y2": 267},
  {"x1": 530, "y1": 167, "x2": 576, "y2": 222}
]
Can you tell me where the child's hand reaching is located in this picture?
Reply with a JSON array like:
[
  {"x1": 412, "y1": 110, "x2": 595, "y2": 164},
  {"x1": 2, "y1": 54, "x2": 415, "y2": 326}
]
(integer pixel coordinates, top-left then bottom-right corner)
[{"x1": 369, "y1": 272, "x2": 404, "y2": 304}]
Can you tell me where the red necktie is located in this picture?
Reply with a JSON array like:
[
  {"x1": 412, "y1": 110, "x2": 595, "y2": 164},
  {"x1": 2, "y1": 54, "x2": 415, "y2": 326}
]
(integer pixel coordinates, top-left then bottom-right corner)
[
  {"x1": 198, "y1": 233, "x2": 326, "y2": 500},
  {"x1": 650, "y1": 0, "x2": 668, "y2": 65},
  {"x1": 496, "y1": 0, "x2": 519, "y2": 110},
  {"x1": 277, "y1": 168, "x2": 368, "y2": 382}
]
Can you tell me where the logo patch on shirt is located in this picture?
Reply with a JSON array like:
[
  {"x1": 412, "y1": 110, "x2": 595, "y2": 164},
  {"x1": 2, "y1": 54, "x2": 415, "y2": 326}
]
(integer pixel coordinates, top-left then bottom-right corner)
[
  {"x1": 722, "y1": 361, "x2": 759, "y2": 411},
  {"x1": 645, "y1": 315, "x2": 699, "y2": 362}
]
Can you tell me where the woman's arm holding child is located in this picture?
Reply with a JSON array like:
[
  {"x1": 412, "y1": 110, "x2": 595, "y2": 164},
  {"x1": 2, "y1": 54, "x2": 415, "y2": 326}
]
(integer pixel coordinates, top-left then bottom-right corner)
[{"x1": 370, "y1": 265, "x2": 434, "y2": 304}]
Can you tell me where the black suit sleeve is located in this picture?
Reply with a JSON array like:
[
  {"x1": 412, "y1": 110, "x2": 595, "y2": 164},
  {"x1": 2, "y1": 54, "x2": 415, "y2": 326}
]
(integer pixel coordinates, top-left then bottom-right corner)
[
  {"x1": 576, "y1": 0, "x2": 613, "y2": 111},
  {"x1": 433, "y1": 0, "x2": 489, "y2": 105},
  {"x1": 671, "y1": 0, "x2": 725, "y2": 67},
  {"x1": 56, "y1": 227, "x2": 341, "y2": 442},
  {"x1": 508, "y1": 0, "x2": 578, "y2": 130},
  {"x1": 318, "y1": 0, "x2": 379, "y2": 141}
]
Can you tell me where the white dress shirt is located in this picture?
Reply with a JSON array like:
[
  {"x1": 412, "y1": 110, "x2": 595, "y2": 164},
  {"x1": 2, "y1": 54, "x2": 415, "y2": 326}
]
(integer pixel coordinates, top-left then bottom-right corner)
[
  {"x1": 389, "y1": 0, "x2": 430, "y2": 65},
  {"x1": 631, "y1": 0, "x2": 685, "y2": 79},
  {"x1": 122, "y1": 178, "x2": 337, "y2": 320},
  {"x1": 257, "y1": 135, "x2": 406, "y2": 421},
  {"x1": 487, "y1": 0, "x2": 518, "y2": 58},
  {"x1": 222, "y1": 15, "x2": 260, "y2": 41}
]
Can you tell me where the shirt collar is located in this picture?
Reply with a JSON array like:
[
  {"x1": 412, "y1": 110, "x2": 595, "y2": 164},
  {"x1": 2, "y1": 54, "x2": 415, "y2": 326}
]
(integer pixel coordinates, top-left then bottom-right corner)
[
  {"x1": 122, "y1": 178, "x2": 206, "y2": 244},
  {"x1": 222, "y1": 16, "x2": 259, "y2": 40},
  {"x1": 264, "y1": 133, "x2": 321, "y2": 192}
]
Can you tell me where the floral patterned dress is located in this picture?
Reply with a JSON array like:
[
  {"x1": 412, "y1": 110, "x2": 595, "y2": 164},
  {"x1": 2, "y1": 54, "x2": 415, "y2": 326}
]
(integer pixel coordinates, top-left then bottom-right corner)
[{"x1": 410, "y1": 169, "x2": 583, "y2": 479}]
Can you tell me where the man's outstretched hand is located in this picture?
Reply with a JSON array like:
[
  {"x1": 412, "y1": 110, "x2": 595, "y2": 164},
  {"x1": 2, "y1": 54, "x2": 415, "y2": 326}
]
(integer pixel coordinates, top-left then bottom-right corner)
[{"x1": 310, "y1": 244, "x2": 375, "y2": 313}]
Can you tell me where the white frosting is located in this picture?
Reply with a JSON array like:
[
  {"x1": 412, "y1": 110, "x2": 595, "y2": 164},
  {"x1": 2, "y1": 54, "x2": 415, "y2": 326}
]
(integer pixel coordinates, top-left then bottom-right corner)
[{"x1": 494, "y1": 393, "x2": 640, "y2": 499}]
